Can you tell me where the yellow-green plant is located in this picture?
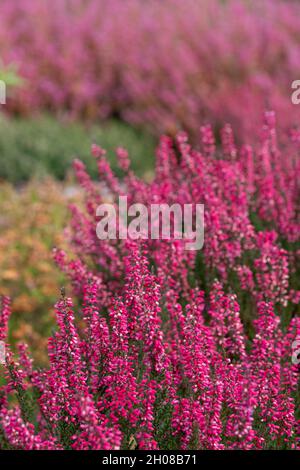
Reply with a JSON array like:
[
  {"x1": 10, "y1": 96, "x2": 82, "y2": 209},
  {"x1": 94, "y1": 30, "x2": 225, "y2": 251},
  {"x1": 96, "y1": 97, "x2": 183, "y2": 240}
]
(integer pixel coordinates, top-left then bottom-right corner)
[{"x1": 0, "y1": 179, "x2": 79, "y2": 363}]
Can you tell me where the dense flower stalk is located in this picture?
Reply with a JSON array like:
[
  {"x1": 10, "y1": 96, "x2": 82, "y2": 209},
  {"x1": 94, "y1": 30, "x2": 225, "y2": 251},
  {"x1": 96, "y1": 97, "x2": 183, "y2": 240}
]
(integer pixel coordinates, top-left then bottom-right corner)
[{"x1": 1, "y1": 0, "x2": 300, "y2": 142}]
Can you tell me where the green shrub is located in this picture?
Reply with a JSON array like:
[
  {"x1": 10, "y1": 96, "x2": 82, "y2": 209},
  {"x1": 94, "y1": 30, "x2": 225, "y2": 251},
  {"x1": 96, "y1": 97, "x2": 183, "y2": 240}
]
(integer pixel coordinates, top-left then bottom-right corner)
[{"x1": 0, "y1": 115, "x2": 156, "y2": 183}]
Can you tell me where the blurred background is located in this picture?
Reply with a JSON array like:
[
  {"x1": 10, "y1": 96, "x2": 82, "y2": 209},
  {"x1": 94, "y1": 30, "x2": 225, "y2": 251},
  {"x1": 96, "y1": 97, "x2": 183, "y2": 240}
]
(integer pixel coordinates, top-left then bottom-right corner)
[{"x1": 0, "y1": 0, "x2": 300, "y2": 360}]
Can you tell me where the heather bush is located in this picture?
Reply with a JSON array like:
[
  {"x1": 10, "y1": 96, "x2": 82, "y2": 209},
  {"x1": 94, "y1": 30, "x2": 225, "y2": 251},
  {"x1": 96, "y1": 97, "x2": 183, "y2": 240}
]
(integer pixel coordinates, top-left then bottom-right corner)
[
  {"x1": 1, "y1": 0, "x2": 300, "y2": 140},
  {"x1": 0, "y1": 113, "x2": 299, "y2": 449}
]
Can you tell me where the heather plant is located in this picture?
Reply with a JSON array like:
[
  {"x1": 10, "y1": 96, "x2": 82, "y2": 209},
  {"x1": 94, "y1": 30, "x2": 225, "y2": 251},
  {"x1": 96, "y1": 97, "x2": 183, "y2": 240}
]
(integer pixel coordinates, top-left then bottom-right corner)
[
  {"x1": 0, "y1": 180, "x2": 78, "y2": 363},
  {"x1": 0, "y1": 113, "x2": 299, "y2": 449},
  {"x1": 1, "y1": 0, "x2": 300, "y2": 141},
  {"x1": 0, "y1": 115, "x2": 155, "y2": 183}
]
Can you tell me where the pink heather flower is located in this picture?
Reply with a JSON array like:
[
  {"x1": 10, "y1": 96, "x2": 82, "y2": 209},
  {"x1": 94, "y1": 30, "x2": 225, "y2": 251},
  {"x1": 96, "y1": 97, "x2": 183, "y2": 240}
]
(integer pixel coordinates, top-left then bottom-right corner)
[
  {"x1": 209, "y1": 281, "x2": 246, "y2": 360},
  {"x1": 221, "y1": 123, "x2": 237, "y2": 161},
  {"x1": 72, "y1": 396, "x2": 122, "y2": 450},
  {"x1": 2, "y1": 0, "x2": 300, "y2": 142},
  {"x1": 254, "y1": 231, "x2": 289, "y2": 306},
  {"x1": 200, "y1": 124, "x2": 216, "y2": 158},
  {"x1": 91, "y1": 143, "x2": 106, "y2": 159}
]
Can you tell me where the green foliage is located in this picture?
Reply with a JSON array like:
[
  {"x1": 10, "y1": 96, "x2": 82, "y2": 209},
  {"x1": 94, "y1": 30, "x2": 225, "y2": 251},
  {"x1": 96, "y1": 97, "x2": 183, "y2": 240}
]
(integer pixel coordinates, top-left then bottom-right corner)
[
  {"x1": 0, "y1": 115, "x2": 156, "y2": 183},
  {"x1": 0, "y1": 60, "x2": 23, "y2": 89}
]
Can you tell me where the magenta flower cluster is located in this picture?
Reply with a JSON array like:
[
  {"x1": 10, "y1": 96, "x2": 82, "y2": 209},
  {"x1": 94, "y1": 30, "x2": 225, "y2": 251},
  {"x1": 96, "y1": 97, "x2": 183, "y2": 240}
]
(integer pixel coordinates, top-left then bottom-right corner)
[
  {"x1": 1, "y1": 0, "x2": 300, "y2": 139},
  {"x1": 0, "y1": 113, "x2": 299, "y2": 450}
]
